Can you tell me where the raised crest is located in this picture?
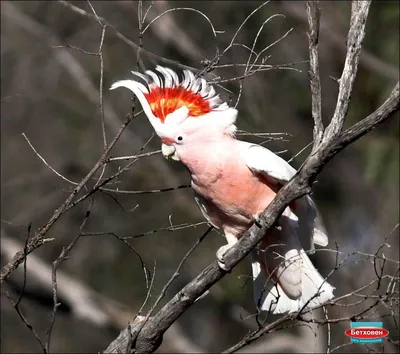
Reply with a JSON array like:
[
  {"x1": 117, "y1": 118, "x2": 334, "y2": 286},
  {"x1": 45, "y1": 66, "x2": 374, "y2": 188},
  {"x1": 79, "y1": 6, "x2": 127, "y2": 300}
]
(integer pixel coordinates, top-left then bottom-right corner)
[{"x1": 132, "y1": 66, "x2": 226, "y2": 122}]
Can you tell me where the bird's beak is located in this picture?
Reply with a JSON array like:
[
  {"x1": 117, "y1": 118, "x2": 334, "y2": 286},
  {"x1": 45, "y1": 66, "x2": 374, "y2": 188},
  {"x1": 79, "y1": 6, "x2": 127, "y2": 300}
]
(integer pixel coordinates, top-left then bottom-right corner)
[{"x1": 161, "y1": 143, "x2": 180, "y2": 161}]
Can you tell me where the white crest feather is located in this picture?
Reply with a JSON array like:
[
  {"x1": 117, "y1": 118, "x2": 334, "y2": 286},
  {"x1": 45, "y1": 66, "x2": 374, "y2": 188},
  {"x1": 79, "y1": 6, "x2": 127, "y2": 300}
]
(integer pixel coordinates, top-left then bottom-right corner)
[{"x1": 145, "y1": 70, "x2": 162, "y2": 87}]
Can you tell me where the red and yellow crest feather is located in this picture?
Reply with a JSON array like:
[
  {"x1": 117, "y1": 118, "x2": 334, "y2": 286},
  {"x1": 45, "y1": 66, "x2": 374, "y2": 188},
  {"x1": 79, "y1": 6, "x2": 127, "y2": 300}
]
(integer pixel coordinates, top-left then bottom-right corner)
[
  {"x1": 144, "y1": 87, "x2": 212, "y2": 123},
  {"x1": 133, "y1": 67, "x2": 225, "y2": 123}
]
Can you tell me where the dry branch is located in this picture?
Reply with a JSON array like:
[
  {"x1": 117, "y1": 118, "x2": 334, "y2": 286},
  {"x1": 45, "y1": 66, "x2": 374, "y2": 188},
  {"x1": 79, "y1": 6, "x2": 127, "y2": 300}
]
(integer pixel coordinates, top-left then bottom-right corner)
[
  {"x1": 322, "y1": 0, "x2": 371, "y2": 141},
  {"x1": 306, "y1": 0, "x2": 323, "y2": 152}
]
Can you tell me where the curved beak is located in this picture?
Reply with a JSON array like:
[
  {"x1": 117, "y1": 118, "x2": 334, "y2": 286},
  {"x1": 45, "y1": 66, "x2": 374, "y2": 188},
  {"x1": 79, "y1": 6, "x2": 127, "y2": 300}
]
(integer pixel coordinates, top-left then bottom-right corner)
[{"x1": 161, "y1": 143, "x2": 180, "y2": 161}]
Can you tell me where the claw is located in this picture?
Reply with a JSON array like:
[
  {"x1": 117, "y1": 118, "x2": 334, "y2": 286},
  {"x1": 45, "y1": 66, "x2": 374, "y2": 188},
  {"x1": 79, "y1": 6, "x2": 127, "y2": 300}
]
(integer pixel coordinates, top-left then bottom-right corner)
[
  {"x1": 218, "y1": 260, "x2": 230, "y2": 271},
  {"x1": 216, "y1": 244, "x2": 234, "y2": 271}
]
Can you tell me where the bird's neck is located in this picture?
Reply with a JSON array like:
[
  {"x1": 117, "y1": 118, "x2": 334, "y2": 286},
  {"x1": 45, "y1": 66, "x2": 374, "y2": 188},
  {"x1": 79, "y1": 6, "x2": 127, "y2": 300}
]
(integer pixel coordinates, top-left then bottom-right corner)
[{"x1": 178, "y1": 135, "x2": 237, "y2": 182}]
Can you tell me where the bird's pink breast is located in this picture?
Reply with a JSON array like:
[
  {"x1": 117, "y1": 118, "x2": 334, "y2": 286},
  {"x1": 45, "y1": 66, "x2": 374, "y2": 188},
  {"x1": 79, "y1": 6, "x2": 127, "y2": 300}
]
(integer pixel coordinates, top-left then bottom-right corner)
[{"x1": 186, "y1": 148, "x2": 279, "y2": 238}]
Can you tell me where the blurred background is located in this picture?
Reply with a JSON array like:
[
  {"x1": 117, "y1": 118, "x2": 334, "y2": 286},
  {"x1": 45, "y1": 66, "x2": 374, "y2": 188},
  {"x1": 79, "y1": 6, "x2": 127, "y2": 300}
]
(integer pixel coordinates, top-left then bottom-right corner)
[{"x1": 1, "y1": 1, "x2": 399, "y2": 353}]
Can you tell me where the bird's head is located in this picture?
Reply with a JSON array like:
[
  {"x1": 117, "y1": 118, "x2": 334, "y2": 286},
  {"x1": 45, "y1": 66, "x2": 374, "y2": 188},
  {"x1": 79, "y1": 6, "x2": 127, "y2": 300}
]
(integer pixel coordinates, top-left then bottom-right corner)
[{"x1": 110, "y1": 66, "x2": 237, "y2": 161}]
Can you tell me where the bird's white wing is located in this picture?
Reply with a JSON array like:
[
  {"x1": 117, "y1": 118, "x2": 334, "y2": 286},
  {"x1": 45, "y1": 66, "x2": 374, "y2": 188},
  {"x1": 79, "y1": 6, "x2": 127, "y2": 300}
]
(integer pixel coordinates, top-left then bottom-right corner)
[
  {"x1": 240, "y1": 141, "x2": 328, "y2": 249},
  {"x1": 240, "y1": 141, "x2": 296, "y2": 185}
]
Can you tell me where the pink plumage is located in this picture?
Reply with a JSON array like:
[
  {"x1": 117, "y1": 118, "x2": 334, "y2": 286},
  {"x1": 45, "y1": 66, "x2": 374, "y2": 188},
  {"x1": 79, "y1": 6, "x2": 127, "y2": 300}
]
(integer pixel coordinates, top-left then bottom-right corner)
[{"x1": 111, "y1": 66, "x2": 335, "y2": 314}]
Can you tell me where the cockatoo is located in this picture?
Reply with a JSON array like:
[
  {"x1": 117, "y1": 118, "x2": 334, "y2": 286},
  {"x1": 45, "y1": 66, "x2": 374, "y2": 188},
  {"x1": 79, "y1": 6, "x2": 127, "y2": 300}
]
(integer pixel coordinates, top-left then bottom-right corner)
[{"x1": 111, "y1": 66, "x2": 335, "y2": 314}]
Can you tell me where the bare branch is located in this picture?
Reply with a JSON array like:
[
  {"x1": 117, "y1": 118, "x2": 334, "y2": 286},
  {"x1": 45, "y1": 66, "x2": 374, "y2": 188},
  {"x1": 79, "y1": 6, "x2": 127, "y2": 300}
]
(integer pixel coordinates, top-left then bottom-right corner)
[
  {"x1": 306, "y1": 0, "x2": 324, "y2": 151},
  {"x1": 45, "y1": 198, "x2": 94, "y2": 352},
  {"x1": 22, "y1": 133, "x2": 78, "y2": 185},
  {"x1": 245, "y1": 14, "x2": 286, "y2": 73},
  {"x1": 142, "y1": 7, "x2": 220, "y2": 37},
  {"x1": 106, "y1": 150, "x2": 161, "y2": 162},
  {"x1": 322, "y1": 0, "x2": 372, "y2": 142},
  {"x1": 5, "y1": 289, "x2": 47, "y2": 353},
  {"x1": 81, "y1": 221, "x2": 206, "y2": 239},
  {"x1": 223, "y1": 1, "x2": 270, "y2": 55},
  {"x1": 248, "y1": 27, "x2": 294, "y2": 73},
  {"x1": 3, "y1": 225, "x2": 48, "y2": 353},
  {"x1": 99, "y1": 184, "x2": 191, "y2": 195}
]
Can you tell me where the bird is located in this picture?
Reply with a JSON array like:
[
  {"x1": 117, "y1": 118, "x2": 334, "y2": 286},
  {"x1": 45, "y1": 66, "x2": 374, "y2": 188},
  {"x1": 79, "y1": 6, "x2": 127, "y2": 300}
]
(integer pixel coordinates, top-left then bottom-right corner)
[{"x1": 110, "y1": 66, "x2": 335, "y2": 314}]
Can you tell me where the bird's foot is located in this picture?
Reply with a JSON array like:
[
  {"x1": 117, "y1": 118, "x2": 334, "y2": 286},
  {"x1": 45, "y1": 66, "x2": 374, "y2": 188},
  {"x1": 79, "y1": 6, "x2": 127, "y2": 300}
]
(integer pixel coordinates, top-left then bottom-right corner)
[{"x1": 216, "y1": 244, "x2": 234, "y2": 271}]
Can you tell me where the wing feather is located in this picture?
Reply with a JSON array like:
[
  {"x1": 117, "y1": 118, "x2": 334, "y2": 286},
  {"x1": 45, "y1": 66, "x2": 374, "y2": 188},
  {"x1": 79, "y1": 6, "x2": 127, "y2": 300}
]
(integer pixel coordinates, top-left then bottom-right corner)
[
  {"x1": 241, "y1": 142, "x2": 296, "y2": 184},
  {"x1": 241, "y1": 141, "x2": 328, "y2": 249}
]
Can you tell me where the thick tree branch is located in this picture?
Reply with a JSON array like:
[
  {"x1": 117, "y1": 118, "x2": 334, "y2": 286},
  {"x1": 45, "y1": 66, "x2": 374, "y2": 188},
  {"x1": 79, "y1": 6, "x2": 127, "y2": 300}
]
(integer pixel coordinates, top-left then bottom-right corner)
[
  {"x1": 306, "y1": 0, "x2": 324, "y2": 152},
  {"x1": 105, "y1": 81, "x2": 399, "y2": 353},
  {"x1": 323, "y1": 0, "x2": 371, "y2": 141}
]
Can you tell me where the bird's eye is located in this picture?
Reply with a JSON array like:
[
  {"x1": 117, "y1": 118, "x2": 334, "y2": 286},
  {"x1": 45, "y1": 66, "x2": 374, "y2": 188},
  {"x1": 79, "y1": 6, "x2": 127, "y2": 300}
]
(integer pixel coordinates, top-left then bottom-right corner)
[{"x1": 176, "y1": 136, "x2": 184, "y2": 143}]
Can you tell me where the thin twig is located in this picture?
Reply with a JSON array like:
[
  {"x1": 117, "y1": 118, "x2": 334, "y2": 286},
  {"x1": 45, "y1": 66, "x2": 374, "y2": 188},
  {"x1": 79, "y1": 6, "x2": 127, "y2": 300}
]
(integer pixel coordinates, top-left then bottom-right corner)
[
  {"x1": 85, "y1": 0, "x2": 108, "y2": 187},
  {"x1": 106, "y1": 150, "x2": 161, "y2": 162},
  {"x1": 5, "y1": 289, "x2": 47, "y2": 353},
  {"x1": 22, "y1": 133, "x2": 78, "y2": 185},
  {"x1": 81, "y1": 221, "x2": 206, "y2": 239},
  {"x1": 4, "y1": 225, "x2": 47, "y2": 352},
  {"x1": 142, "y1": 8, "x2": 220, "y2": 37},
  {"x1": 125, "y1": 227, "x2": 213, "y2": 347},
  {"x1": 223, "y1": 1, "x2": 270, "y2": 55},
  {"x1": 45, "y1": 198, "x2": 94, "y2": 352},
  {"x1": 99, "y1": 184, "x2": 191, "y2": 195},
  {"x1": 244, "y1": 13, "x2": 286, "y2": 73}
]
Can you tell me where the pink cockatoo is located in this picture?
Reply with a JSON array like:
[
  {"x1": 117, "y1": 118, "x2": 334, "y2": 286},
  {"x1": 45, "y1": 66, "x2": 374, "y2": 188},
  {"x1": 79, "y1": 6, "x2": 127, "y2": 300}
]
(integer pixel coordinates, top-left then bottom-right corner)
[{"x1": 111, "y1": 66, "x2": 335, "y2": 314}]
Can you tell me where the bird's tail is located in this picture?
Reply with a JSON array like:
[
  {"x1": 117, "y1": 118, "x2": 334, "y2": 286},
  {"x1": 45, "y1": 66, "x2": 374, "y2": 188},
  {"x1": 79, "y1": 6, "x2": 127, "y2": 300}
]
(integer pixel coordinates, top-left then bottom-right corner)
[{"x1": 251, "y1": 213, "x2": 334, "y2": 314}]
